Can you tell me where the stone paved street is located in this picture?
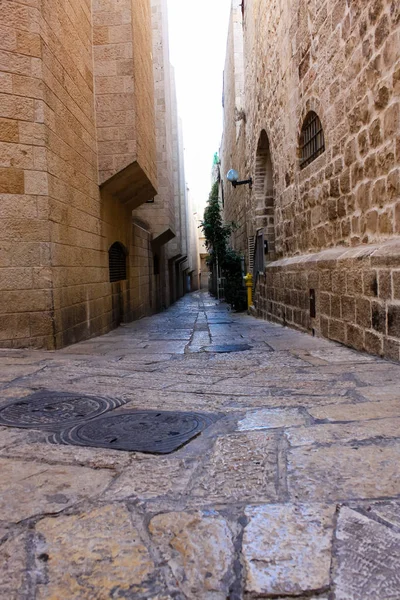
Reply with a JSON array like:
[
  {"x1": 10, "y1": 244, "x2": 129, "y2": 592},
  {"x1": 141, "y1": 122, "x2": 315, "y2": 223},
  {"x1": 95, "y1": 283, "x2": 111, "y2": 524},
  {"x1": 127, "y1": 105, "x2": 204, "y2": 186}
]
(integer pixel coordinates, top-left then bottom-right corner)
[{"x1": 1, "y1": 291, "x2": 400, "y2": 599}]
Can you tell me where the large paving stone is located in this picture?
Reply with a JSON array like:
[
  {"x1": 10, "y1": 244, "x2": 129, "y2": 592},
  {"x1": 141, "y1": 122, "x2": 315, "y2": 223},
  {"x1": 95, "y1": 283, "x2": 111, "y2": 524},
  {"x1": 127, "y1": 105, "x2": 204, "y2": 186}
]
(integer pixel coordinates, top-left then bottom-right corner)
[
  {"x1": 367, "y1": 501, "x2": 400, "y2": 528},
  {"x1": 35, "y1": 505, "x2": 161, "y2": 599},
  {"x1": 359, "y1": 385, "x2": 400, "y2": 402},
  {"x1": 304, "y1": 348, "x2": 377, "y2": 364},
  {"x1": 224, "y1": 394, "x2": 350, "y2": 410},
  {"x1": 1, "y1": 438, "x2": 132, "y2": 470},
  {"x1": 243, "y1": 504, "x2": 335, "y2": 596},
  {"x1": 0, "y1": 534, "x2": 29, "y2": 600},
  {"x1": 0, "y1": 459, "x2": 114, "y2": 522},
  {"x1": 0, "y1": 364, "x2": 45, "y2": 383},
  {"x1": 308, "y1": 399, "x2": 400, "y2": 422},
  {"x1": 286, "y1": 417, "x2": 400, "y2": 447},
  {"x1": 148, "y1": 511, "x2": 236, "y2": 599},
  {"x1": 191, "y1": 432, "x2": 278, "y2": 503},
  {"x1": 333, "y1": 506, "x2": 400, "y2": 600},
  {"x1": 238, "y1": 407, "x2": 308, "y2": 431},
  {"x1": 103, "y1": 457, "x2": 197, "y2": 501},
  {"x1": 288, "y1": 444, "x2": 400, "y2": 502},
  {"x1": 0, "y1": 426, "x2": 39, "y2": 450}
]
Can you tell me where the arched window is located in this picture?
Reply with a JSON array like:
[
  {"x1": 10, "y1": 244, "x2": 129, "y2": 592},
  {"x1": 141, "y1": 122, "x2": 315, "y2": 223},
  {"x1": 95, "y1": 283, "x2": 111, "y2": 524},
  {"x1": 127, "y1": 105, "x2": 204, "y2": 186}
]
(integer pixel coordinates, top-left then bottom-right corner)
[
  {"x1": 300, "y1": 111, "x2": 325, "y2": 169},
  {"x1": 108, "y1": 242, "x2": 127, "y2": 283},
  {"x1": 254, "y1": 130, "x2": 275, "y2": 263}
]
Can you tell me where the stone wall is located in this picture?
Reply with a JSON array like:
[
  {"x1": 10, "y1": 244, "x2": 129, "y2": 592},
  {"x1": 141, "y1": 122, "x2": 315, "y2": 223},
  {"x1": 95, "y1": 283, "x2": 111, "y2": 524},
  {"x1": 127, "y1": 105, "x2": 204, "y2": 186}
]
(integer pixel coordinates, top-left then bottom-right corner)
[
  {"x1": 245, "y1": 0, "x2": 400, "y2": 254},
  {"x1": 221, "y1": 0, "x2": 400, "y2": 359},
  {"x1": 256, "y1": 239, "x2": 400, "y2": 361},
  {"x1": 134, "y1": 0, "x2": 176, "y2": 308},
  {"x1": 0, "y1": 0, "x2": 186, "y2": 349},
  {"x1": 0, "y1": 0, "x2": 50, "y2": 347},
  {"x1": 220, "y1": 0, "x2": 248, "y2": 261}
]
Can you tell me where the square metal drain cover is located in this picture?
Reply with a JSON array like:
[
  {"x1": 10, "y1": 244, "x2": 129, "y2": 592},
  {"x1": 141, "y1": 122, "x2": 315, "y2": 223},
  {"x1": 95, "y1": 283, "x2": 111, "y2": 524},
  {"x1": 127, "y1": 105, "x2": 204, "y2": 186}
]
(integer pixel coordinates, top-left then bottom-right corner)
[
  {"x1": 50, "y1": 410, "x2": 216, "y2": 454},
  {"x1": 0, "y1": 391, "x2": 125, "y2": 430},
  {"x1": 203, "y1": 344, "x2": 252, "y2": 353},
  {"x1": 207, "y1": 320, "x2": 234, "y2": 325}
]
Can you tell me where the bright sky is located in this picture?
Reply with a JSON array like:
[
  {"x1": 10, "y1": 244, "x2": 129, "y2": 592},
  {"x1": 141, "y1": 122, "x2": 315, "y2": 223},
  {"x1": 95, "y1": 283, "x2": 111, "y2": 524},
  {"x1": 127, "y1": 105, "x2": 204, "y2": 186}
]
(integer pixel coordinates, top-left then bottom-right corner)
[{"x1": 167, "y1": 0, "x2": 232, "y2": 215}]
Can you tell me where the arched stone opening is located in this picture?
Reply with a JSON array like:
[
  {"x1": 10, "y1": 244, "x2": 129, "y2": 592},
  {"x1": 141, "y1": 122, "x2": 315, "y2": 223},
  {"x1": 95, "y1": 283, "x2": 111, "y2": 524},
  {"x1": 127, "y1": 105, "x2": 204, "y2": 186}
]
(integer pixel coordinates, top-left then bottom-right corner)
[
  {"x1": 254, "y1": 130, "x2": 276, "y2": 263},
  {"x1": 108, "y1": 242, "x2": 128, "y2": 283},
  {"x1": 108, "y1": 241, "x2": 129, "y2": 328}
]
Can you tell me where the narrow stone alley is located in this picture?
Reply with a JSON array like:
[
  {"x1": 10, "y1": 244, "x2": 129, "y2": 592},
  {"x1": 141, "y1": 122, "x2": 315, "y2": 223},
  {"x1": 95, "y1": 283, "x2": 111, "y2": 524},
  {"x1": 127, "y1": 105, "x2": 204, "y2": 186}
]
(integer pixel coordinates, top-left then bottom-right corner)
[{"x1": 1, "y1": 291, "x2": 400, "y2": 599}]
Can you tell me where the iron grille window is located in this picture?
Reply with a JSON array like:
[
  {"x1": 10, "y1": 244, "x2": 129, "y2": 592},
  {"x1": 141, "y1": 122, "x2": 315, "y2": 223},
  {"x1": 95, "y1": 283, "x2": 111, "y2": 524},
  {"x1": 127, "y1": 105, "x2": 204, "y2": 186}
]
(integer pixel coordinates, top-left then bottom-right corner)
[
  {"x1": 248, "y1": 235, "x2": 255, "y2": 273},
  {"x1": 109, "y1": 242, "x2": 127, "y2": 283},
  {"x1": 300, "y1": 111, "x2": 325, "y2": 169}
]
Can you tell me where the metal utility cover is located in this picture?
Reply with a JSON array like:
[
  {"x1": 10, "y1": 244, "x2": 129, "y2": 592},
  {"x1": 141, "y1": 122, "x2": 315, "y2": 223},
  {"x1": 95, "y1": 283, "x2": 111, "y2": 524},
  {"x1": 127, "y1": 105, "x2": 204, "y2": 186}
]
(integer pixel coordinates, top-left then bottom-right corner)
[
  {"x1": 0, "y1": 391, "x2": 125, "y2": 430},
  {"x1": 50, "y1": 410, "x2": 215, "y2": 454},
  {"x1": 203, "y1": 344, "x2": 252, "y2": 353}
]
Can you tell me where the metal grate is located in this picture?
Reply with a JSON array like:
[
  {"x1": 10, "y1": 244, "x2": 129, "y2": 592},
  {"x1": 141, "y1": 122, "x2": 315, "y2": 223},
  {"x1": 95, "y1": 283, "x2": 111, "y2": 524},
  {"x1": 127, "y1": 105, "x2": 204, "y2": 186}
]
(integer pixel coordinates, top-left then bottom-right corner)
[
  {"x1": 50, "y1": 410, "x2": 216, "y2": 454},
  {"x1": 203, "y1": 344, "x2": 252, "y2": 353},
  {"x1": 109, "y1": 242, "x2": 127, "y2": 283},
  {"x1": 0, "y1": 391, "x2": 125, "y2": 430},
  {"x1": 300, "y1": 112, "x2": 325, "y2": 169},
  {"x1": 248, "y1": 235, "x2": 255, "y2": 273}
]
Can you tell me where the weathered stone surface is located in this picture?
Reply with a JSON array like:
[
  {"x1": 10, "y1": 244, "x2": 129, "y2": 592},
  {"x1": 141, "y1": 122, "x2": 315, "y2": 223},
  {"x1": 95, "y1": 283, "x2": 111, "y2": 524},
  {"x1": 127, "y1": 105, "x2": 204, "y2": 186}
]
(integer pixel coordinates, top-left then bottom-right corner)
[
  {"x1": 104, "y1": 457, "x2": 197, "y2": 500},
  {"x1": 225, "y1": 394, "x2": 353, "y2": 410},
  {"x1": 0, "y1": 439, "x2": 132, "y2": 470},
  {"x1": 0, "y1": 534, "x2": 29, "y2": 600},
  {"x1": 0, "y1": 459, "x2": 114, "y2": 522},
  {"x1": 35, "y1": 505, "x2": 159, "y2": 599},
  {"x1": 286, "y1": 417, "x2": 400, "y2": 447},
  {"x1": 243, "y1": 504, "x2": 335, "y2": 596},
  {"x1": 288, "y1": 444, "x2": 400, "y2": 502},
  {"x1": 358, "y1": 384, "x2": 400, "y2": 402},
  {"x1": 333, "y1": 506, "x2": 400, "y2": 600},
  {"x1": 238, "y1": 407, "x2": 308, "y2": 430},
  {"x1": 191, "y1": 432, "x2": 278, "y2": 502},
  {"x1": 308, "y1": 399, "x2": 400, "y2": 422},
  {"x1": 367, "y1": 501, "x2": 400, "y2": 529},
  {"x1": 149, "y1": 511, "x2": 236, "y2": 599},
  {"x1": 0, "y1": 425, "x2": 36, "y2": 449},
  {"x1": 0, "y1": 292, "x2": 399, "y2": 597}
]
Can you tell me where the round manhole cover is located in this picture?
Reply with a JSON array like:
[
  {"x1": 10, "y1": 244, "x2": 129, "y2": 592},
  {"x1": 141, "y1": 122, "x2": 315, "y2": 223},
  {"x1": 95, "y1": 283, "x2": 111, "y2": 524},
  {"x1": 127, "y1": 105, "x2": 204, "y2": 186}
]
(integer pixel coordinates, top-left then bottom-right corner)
[
  {"x1": 0, "y1": 391, "x2": 124, "y2": 430},
  {"x1": 51, "y1": 410, "x2": 215, "y2": 454},
  {"x1": 203, "y1": 344, "x2": 252, "y2": 353}
]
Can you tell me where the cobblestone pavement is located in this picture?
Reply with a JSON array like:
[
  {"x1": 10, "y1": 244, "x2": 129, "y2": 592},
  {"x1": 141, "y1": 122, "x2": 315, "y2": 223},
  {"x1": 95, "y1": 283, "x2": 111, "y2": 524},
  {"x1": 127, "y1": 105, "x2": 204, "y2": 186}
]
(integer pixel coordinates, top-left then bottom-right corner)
[{"x1": 1, "y1": 291, "x2": 400, "y2": 599}]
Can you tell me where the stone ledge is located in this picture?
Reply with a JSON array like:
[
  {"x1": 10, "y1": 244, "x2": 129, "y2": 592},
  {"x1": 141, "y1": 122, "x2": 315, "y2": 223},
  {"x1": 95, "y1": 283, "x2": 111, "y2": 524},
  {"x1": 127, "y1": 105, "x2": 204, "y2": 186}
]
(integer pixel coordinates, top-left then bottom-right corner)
[
  {"x1": 267, "y1": 238, "x2": 400, "y2": 271},
  {"x1": 100, "y1": 160, "x2": 157, "y2": 210}
]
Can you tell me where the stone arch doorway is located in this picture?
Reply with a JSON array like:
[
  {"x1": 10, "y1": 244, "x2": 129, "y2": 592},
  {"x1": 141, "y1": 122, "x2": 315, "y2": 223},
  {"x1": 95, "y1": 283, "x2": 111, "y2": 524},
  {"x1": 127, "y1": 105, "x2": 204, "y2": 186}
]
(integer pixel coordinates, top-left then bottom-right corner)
[{"x1": 254, "y1": 130, "x2": 276, "y2": 263}]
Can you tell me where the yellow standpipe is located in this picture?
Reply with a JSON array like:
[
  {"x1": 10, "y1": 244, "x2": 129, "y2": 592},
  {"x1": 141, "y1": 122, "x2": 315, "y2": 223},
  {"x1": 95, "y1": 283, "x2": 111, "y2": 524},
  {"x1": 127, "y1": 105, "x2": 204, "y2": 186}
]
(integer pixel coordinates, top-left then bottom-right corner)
[{"x1": 244, "y1": 272, "x2": 253, "y2": 308}]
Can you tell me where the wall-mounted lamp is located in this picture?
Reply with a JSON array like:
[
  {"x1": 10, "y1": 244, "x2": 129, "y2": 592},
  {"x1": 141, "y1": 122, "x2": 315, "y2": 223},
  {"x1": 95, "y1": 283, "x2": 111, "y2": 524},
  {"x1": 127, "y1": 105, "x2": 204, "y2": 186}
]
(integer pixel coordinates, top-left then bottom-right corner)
[{"x1": 226, "y1": 169, "x2": 253, "y2": 190}]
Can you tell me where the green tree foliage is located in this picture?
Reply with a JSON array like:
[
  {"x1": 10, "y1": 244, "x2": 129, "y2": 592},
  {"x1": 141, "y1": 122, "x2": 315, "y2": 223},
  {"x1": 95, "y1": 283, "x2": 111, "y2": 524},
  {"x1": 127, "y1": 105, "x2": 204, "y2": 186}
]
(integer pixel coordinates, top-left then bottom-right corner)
[
  {"x1": 201, "y1": 182, "x2": 246, "y2": 310},
  {"x1": 201, "y1": 181, "x2": 233, "y2": 266}
]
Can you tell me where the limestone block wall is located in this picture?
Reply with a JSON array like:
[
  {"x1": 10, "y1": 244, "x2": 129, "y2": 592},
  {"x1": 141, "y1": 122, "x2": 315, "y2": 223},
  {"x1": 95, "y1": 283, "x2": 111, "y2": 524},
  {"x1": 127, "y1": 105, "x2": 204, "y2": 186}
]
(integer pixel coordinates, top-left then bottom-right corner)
[
  {"x1": 134, "y1": 0, "x2": 182, "y2": 308},
  {"x1": 135, "y1": 0, "x2": 174, "y2": 234},
  {"x1": 256, "y1": 240, "x2": 400, "y2": 361},
  {"x1": 129, "y1": 222, "x2": 152, "y2": 320},
  {"x1": 242, "y1": 0, "x2": 400, "y2": 256},
  {"x1": 0, "y1": 0, "x2": 158, "y2": 349},
  {"x1": 93, "y1": 0, "x2": 157, "y2": 188},
  {"x1": 0, "y1": 0, "x2": 51, "y2": 347},
  {"x1": 221, "y1": 0, "x2": 400, "y2": 359},
  {"x1": 220, "y1": 1, "x2": 248, "y2": 263}
]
